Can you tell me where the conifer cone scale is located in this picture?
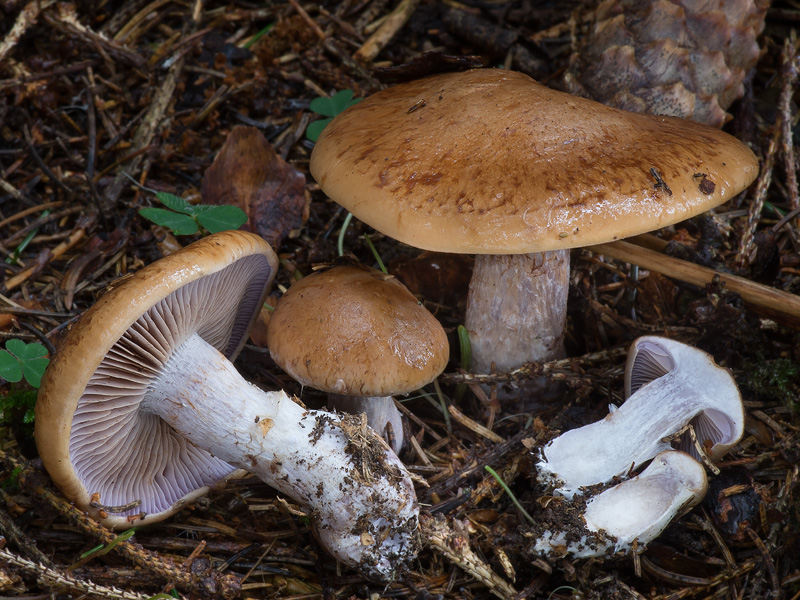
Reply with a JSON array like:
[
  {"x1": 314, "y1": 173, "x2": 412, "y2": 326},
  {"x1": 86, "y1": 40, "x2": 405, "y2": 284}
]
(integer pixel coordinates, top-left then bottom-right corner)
[{"x1": 563, "y1": 0, "x2": 769, "y2": 127}]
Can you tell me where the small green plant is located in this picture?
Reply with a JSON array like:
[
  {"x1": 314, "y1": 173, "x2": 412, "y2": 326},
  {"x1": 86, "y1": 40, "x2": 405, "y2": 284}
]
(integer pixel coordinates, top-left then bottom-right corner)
[
  {"x1": 453, "y1": 325, "x2": 471, "y2": 401},
  {"x1": 0, "y1": 339, "x2": 49, "y2": 388},
  {"x1": 1, "y1": 465, "x2": 21, "y2": 490},
  {"x1": 0, "y1": 339, "x2": 49, "y2": 429},
  {"x1": 742, "y1": 357, "x2": 800, "y2": 411},
  {"x1": 243, "y1": 22, "x2": 274, "y2": 49},
  {"x1": 485, "y1": 465, "x2": 535, "y2": 525},
  {"x1": 6, "y1": 209, "x2": 50, "y2": 265},
  {"x1": 139, "y1": 192, "x2": 248, "y2": 236},
  {"x1": 363, "y1": 233, "x2": 388, "y2": 274},
  {"x1": 77, "y1": 529, "x2": 137, "y2": 562},
  {"x1": 306, "y1": 89, "x2": 362, "y2": 142}
]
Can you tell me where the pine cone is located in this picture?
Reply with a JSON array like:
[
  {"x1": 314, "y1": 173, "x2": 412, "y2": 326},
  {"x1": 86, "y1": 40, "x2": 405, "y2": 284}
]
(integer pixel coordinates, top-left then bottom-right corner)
[{"x1": 563, "y1": 0, "x2": 769, "y2": 127}]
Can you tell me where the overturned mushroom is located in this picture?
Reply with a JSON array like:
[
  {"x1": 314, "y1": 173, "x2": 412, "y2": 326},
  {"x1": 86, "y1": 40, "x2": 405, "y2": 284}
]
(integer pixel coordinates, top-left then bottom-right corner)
[
  {"x1": 267, "y1": 263, "x2": 449, "y2": 453},
  {"x1": 35, "y1": 231, "x2": 419, "y2": 581},
  {"x1": 534, "y1": 450, "x2": 708, "y2": 558},
  {"x1": 310, "y1": 69, "x2": 758, "y2": 393},
  {"x1": 538, "y1": 336, "x2": 743, "y2": 497}
]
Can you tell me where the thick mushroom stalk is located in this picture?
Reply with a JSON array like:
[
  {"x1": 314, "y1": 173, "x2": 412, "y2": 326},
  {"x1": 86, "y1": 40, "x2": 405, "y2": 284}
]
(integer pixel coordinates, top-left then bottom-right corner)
[
  {"x1": 538, "y1": 336, "x2": 743, "y2": 497},
  {"x1": 534, "y1": 450, "x2": 708, "y2": 558},
  {"x1": 140, "y1": 333, "x2": 418, "y2": 580},
  {"x1": 466, "y1": 251, "x2": 569, "y2": 374}
]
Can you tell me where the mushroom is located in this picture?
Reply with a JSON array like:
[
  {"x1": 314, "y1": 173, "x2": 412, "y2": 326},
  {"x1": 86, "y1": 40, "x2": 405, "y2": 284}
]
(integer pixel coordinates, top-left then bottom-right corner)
[
  {"x1": 309, "y1": 69, "x2": 758, "y2": 391},
  {"x1": 537, "y1": 336, "x2": 744, "y2": 497},
  {"x1": 534, "y1": 450, "x2": 708, "y2": 558},
  {"x1": 267, "y1": 263, "x2": 450, "y2": 453},
  {"x1": 35, "y1": 231, "x2": 419, "y2": 581}
]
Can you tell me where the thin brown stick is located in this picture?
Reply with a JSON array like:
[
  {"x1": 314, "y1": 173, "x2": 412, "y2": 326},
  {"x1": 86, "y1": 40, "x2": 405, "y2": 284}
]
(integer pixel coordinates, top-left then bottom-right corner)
[
  {"x1": 0, "y1": 1, "x2": 56, "y2": 64},
  {"x1": 0, "y1": 546, "x2": 151, "y2": 600},
  {"x1": 3, "y1": 449, "x2": 242, "y2": 599},
  {"x1": 355, "y1": 0, "x2": 420, "y2": 62},
  {"x1": 736, "y1": 134, "x2": 777, "y2": 267},
  {"x1": 4, "y1": 215, "x2": 95, "y2": 291},
  {"x1": 0, "y1": 201, "x2": 64, "y2": 230},
  {"x1": 441, "y1": 346, "x2": 627, "y2": 386},
  {"x1": 745, "y1": 527, "x2": 780, "y2": 597},
  {"x1": 448, "y1": 404, "x2": 505, "y2": 444},
  {"x1": 103, "y1": 15, "x2": 199, "y2": 208},
  {"x1": 590, "y1": 239, "x2": 800, "y2": 329},
  {"x1": 44, "y1": 3, "x2": 146, "y2": 69},
  {"x1": 288, "y1": 0, "x2": 326, "y2": 40},
  {"x1": 421, "y1": 515, "x2": 519, "y2": 600},
  {"x1": 780, "y1": 38, "x2": 799, "y2": 237}
]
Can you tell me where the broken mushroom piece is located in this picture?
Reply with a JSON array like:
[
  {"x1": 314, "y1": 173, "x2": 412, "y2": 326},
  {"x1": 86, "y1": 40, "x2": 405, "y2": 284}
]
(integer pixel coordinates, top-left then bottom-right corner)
[
  {"x1": 309, "y1": 69, "x2": 758, "y2": 389},
  {"x1": 35, "y1": 231, "x2": 419, "y2": 581},
  {"x1": 267, "y1": 263, "x2": 449, "y2": 453},
  {"x1": 534, "y1": 450, "x2": 708, "y2": 558},
  {"x1": 538, "y1": 336, "x2": 744, "y2": 497}
]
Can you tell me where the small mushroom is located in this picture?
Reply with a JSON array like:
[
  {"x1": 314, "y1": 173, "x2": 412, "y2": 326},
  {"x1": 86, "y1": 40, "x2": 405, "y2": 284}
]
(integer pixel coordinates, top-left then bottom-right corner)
[
  {"x1": 35, "y1": 231, "x2": 419, "y2": 581},
  {"x1": 534, "y1": 450, "x2": 708, "y2": 558},
  {"x1": 267, "y1": 263, "x2": 449, "y2": 453},
  {"x1": 538, "y1": 336, "x2": 744, "y2": 497},
  {"x1": 310, "y1": 69, "x2": 759, "y2": 393}
]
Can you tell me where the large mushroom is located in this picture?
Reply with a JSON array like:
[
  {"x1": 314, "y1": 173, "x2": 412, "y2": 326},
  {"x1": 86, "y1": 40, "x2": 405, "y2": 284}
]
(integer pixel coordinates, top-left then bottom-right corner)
[
  {"x1": 35, "y1": 230, "x2": 419, "y2": 581},
  {"x1": 310, "y1": 69, "x2": 759, "y2": 390},
  {"x1": 267, "y1": 263, "x2": 449, "y2": 454}
]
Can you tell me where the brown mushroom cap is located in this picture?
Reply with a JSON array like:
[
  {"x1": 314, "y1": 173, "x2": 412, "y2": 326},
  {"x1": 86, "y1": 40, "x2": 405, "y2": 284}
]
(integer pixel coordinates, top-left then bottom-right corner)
[
  {"x1": 35, "y1": 230, "x2": 278, "y2": 528},
  {"x1": 267, "y1": 264, "x2": 449, "y2": 396},
  {"x1": 310, "y1": 69, "x2": 758, "y2": 254}
]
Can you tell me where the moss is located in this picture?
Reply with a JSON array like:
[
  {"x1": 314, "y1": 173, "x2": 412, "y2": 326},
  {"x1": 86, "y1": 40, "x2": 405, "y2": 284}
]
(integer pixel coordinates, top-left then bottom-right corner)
[{"x1": 741, "y1": 357, "x2": 800, "y2": 411}]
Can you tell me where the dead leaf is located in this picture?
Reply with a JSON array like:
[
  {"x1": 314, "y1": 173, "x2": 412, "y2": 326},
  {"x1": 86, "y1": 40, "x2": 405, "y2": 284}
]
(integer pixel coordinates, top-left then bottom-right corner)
[{"x1": 201, "y1": 126, "x2": 308, "y2": 247}]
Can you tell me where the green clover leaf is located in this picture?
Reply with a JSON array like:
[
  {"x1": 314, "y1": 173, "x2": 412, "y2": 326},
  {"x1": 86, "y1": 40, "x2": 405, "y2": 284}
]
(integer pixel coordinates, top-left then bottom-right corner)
[
  {"x1": 306, "y1": 90, "x2": 362, "y2": 142},
  {"x1": 139, "y1": 192, "x2": 248, "y2": 236},
  {"x1": 0, "y1": 340, "x2": 49, "y2": 388}
]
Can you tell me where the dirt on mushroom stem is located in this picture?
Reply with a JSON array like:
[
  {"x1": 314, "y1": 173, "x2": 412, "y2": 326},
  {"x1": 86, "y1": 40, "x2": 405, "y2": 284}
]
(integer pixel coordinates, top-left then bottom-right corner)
[{"x1": 521, "y1": 479, "x2": 619, "y2": 559}]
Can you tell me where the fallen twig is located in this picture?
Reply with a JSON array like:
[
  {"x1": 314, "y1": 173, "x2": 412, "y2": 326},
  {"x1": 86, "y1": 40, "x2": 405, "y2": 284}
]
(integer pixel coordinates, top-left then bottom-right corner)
[
  {"x1": 4, "y1": 214, "x2": 96, "y2": 292},
  {"x1": 0, "y1": 1, "x2": 56, "y2": 65},
  {"x1": 355, "y1": 0, "x2": 420, "y2": 62},
  {"x1": 2, "y1": 449, "x2": 242, "y2": 599},
  {"x1": 590, "y1": 237, "x2": 800, "y2": 329},
  {"x1": 421, "y1": 515, "x2": 519, "y2": 600},
  {"x1": 440, "y1": 346, "x2": 626, "y2": 386},
  {"x1": 0, "y1": 544, "x2": 152, "y2": 600}
]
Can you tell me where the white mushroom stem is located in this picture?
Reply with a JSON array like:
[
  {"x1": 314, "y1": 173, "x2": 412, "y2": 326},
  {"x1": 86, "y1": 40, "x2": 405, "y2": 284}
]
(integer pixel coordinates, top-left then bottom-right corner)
[
  {"x1": 465, "y1": 250, "x2": 569, "y2": 376},
  {"x1": 538, "y1": 337, "x2": 743, "y2": 497},
  {"x1": 328, "y1": 394, "x2": 405, "y2": 454},
  {"x1": 145, "y1": 333, "x2": 419, "y2": 581},
  {"x1": 534, "y1": 450, "x2": 708, "y2": 558}
]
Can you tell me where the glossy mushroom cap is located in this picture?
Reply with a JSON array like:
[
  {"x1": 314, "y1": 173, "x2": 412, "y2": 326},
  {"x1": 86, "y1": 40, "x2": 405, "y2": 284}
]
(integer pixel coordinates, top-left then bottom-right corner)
[
  {"x1": 267, "y1": 264, "x2": 449, "y2": 397},
  {"x1": 310, "y1": 68, "x2": 758, "y2": 254},
  {"x1": 35, "y1": 230, "x2": 278, "y2": 529}
]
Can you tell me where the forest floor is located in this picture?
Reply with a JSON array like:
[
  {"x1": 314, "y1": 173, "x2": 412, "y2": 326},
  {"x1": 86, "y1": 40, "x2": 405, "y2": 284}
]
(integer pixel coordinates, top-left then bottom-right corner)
[{"x1": 1, "y1": 1, "x2": 799, "y2": 599}]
